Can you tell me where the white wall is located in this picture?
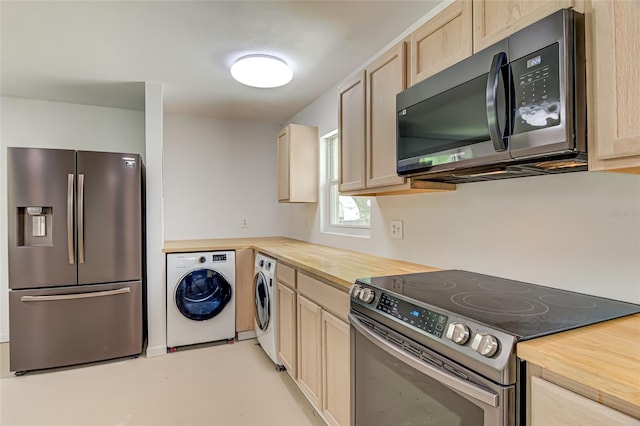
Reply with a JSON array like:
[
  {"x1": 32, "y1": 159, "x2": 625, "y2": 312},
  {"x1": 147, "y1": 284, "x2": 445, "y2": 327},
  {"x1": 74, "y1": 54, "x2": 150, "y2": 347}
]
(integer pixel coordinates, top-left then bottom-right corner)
[
  {"x1": 283, "y1": 93, "x2": 640, "y2": 305},
  {"x1": 0, "y1": 96, "x2": 145, "y2": 342},
  {"x1": 163, "y1": 113, "x2": 287, "y2": 240}
]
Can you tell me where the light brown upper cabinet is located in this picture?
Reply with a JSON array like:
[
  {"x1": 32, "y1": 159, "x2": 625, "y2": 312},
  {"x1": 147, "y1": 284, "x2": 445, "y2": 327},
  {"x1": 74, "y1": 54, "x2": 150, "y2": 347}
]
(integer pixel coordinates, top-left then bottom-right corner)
[
  {"x1": 410, "y1": 0, "x2": 473, "y2": 85},
  {"x1": 587, "y1": 0, "x2": 640, "y2": 173},
  {"x1": 277, "y1": 124, "x2": 318, "y2": 202},
  {"x1": 338, "y1": 44, "x2": 407, "y2": 194},
  {"x1": 338, "y1": 43, "x2": 455, "y2": 196},
  {"x1": 338, "y1": 72, "x2": 367, "y2": 192},
  {"x1": 473, "y1": 0, "x2": 581, "y2": 52},
  {"x1": 365, "y1": 42, "x2": 408, "y2": 189}
]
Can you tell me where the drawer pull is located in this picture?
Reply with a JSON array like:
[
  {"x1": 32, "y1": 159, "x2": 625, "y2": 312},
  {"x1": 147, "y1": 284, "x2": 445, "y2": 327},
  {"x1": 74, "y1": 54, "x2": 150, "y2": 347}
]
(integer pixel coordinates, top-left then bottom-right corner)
[{"x1": 21, "y1": 287, "x2": 131, "y2": 302}]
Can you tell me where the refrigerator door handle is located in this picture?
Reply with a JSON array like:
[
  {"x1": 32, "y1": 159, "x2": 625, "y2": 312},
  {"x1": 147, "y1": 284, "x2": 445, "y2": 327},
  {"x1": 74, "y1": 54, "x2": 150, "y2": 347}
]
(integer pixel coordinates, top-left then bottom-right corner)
[
  {"x1": 67, "y1": 173, "x2": 75, "y2": 265},
  {"x1": 20, "y1": 287, "x2": 131, "y2": 302},
  {"x1": 78, "y1": 173, "x2": 85, "y2": 264}
]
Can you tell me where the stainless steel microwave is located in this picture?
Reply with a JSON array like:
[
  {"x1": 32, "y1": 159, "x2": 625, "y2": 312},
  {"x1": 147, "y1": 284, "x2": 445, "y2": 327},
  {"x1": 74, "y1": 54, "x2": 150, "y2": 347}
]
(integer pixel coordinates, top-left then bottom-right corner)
[{"x1": 396, "y1": 9, "x2": 586, "y2": 183}]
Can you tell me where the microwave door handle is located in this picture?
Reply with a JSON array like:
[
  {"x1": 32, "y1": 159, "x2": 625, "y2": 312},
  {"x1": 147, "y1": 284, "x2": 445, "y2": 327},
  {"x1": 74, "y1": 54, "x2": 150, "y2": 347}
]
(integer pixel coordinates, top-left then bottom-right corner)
[{"x1": 486, "y1": 52, "x2": 508, "y2": 152}]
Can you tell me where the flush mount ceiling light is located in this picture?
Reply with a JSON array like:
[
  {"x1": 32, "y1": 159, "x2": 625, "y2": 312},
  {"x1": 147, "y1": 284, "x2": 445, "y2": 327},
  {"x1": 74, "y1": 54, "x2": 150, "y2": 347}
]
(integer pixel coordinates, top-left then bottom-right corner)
[{"x1": 230, "y1": 54, "x2": 293, "y2": 88}]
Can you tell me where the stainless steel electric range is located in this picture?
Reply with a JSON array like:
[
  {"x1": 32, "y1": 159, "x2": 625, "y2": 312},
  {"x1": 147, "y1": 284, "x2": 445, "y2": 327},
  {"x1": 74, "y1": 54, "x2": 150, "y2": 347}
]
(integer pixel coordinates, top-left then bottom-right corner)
[{"x1": 349, "y1": 270, "x2": 640, "y2": 426}]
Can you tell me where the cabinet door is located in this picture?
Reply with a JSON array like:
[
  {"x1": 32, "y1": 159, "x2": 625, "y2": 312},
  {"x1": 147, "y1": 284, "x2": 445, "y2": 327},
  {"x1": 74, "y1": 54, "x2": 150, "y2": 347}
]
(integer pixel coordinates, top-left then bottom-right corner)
[
  {"x1": 338, "y1": 72, "x2": 366, "y2": 192},
  {"x1": 297, "y1": 294, "x2": 323, "y2": 408},
  {"x1": 277, "y1": 283, "x2": 297, "y2": 379},
  {"x1": 321, "y1": 310, "x2": 350, "y2": 426},
  {"x1": 588, "y1": 0, "x2": 640, "y2": 172},
  {"x1": 531, "y1": 377, "x2": 640, "y2": 426},
  {"x1": 365, "y1": 42, "x2": 407, "y2": 189},
  {"x1": 410, "y1": 0, "x2": 472, "y2": 85},
  {"x1": 234, "y1": 248, "x2": 254, "y2": 333},
  {"x1": 277, "y1": 126, "x2": 290, "y2": 201},
  {"x1": 473, "y1": 0, "x2": 574, "y2": 52}
]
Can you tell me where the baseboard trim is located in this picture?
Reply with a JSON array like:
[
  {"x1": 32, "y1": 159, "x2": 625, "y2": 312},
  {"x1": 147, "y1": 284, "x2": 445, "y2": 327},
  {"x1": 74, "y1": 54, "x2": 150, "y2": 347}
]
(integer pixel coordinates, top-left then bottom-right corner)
[
  {"x1": 146, "y1": 345, "x2": 167, "y2": 357},
  {"x1": 237, "y1": 330, "x2": 257, "y2": 341}
]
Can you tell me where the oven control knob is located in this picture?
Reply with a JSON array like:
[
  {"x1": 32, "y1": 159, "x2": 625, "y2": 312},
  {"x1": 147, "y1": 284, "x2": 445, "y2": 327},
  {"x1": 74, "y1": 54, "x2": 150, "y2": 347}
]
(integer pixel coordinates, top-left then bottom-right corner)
[
  {"x1": 445, "y1": 322, "x2": 470, "y2": 345},
  {"x1": 471, "y1": 333, "x2": 499, "y2": 357},
  {"x1": 350, "y1": 284, "x2": 363, "y2": 299},
  {"x1": 359, "y1": 288, "x2": 376, "y2": 304}
]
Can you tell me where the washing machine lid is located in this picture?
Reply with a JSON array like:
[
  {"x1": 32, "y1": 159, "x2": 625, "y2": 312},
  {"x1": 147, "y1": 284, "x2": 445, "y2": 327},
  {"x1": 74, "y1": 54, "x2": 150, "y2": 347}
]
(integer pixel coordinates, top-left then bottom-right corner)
[
  {"x1": 175, "y1": 269, "x2": 232, "y2": 321},
  {"x1": 254, "y1": 271, "x2": 270, "y2": 331}
]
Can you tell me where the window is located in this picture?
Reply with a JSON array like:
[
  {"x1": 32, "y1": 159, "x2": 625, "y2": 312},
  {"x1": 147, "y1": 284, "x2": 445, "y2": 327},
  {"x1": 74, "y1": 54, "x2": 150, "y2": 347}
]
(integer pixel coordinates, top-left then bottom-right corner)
[{"x1": 322, "y1": 132, "x2": 371, "y2": 236}]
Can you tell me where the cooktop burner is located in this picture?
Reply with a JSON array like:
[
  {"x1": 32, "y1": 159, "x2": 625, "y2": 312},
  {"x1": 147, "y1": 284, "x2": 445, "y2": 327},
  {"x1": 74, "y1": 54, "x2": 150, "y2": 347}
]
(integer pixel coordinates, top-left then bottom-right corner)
[{"x1": 357, "y1": 270, "x2": 640, "y2": 340}]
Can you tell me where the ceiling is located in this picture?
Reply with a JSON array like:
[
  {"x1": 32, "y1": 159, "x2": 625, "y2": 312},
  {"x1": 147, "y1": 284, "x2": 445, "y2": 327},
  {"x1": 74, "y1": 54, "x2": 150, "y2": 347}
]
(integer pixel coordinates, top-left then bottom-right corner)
[{"x1": 1, "y1": 1, "x2": 441, "y2": 124}]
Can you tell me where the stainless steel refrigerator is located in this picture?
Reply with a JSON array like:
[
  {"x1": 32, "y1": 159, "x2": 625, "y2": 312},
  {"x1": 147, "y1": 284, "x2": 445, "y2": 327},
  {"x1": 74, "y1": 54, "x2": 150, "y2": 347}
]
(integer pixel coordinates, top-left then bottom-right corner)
[{"x1": 7, "y1": 147, "x2": 144, "y2": 374}]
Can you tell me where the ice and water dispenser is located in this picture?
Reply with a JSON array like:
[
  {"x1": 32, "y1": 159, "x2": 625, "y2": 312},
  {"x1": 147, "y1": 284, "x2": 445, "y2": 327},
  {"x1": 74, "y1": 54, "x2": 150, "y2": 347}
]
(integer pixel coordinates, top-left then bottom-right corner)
[{"x1": 17, "y1": 206, "x2": 53, "y2": 246}]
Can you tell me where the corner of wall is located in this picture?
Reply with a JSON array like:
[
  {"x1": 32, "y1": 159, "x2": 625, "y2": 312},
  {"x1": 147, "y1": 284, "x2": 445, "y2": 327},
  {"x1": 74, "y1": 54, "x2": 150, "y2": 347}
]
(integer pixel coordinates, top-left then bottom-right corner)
[{"x1": 144, "y1": 82, "x2": 167, "y2": 356}]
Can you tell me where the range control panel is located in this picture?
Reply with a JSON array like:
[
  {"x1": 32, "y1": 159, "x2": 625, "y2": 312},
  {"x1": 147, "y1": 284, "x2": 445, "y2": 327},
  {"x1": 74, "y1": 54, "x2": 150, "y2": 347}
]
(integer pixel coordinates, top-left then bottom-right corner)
[{"x1": 376, "y1": 293, "x2": 448, "y2": 338}]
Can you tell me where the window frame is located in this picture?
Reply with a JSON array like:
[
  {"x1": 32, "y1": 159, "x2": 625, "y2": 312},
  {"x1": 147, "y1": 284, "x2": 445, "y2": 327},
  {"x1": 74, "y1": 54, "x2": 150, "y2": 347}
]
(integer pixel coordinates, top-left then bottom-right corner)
[{"x1": 320, "y1": 131, "x2": 371, "y2": 238}]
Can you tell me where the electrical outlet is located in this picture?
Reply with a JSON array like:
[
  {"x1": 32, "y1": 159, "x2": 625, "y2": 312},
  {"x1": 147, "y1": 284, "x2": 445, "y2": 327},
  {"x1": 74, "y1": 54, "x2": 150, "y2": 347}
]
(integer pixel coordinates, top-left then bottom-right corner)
[
  {"x1": 390, "y1": 220, "x2": 403, "y2": 240},
  {"x1": 241, "y1": 218, "x2": 249, "y2": 228}
]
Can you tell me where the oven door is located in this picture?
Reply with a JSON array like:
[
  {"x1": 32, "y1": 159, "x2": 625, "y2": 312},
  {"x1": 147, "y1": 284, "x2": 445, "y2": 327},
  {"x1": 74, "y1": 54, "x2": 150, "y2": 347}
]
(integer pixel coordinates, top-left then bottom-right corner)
[{"x1": 350, "y1": 313, "x2": 514, "y2": 426}]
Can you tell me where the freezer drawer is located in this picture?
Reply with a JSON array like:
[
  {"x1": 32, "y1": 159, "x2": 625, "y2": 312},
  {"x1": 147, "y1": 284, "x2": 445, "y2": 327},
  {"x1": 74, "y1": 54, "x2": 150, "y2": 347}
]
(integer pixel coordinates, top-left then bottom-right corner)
[{"x1": 9, "y1": 281, "x2": 143, "y2": 373}]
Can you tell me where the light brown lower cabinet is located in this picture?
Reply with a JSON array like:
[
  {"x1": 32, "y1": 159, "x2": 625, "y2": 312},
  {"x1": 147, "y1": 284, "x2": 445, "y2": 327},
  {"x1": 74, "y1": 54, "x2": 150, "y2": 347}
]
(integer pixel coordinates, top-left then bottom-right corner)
[
  {"x1": 278, "y1": 269, "x2": 351, "y2": 426},
  {"x1": 297, "y1": 294, "x2": 323, "y2": 409},
  {"x1": 321, "y1": 310, "x2": 350, "y2": 426},
  {"x1": 277, "y1": 283, "x2": 297, "y2": 378},
  {"x1": 234, "y1": 248, "x2": 255, "y2": 333},
  {"x1": 530, "y1": 376, "x2": 640, "y2": 426}
]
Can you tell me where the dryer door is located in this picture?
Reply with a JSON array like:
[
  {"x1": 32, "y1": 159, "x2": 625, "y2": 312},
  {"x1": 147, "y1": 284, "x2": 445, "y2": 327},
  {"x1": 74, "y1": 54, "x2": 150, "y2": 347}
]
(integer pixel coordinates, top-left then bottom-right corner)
[
  {"x1": 175, "y1": 269, "x2": 232, "y2": 321},
  {"x1": 254, "y1": 272, "x2": 270, "y2": 331}
]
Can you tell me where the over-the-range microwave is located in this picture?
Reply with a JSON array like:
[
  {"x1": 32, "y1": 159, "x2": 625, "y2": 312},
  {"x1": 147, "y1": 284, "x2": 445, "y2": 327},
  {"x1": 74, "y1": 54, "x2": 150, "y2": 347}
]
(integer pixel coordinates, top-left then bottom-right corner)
[{"x1": 396, "y1": 9, "x2": 586, "y2": 183}]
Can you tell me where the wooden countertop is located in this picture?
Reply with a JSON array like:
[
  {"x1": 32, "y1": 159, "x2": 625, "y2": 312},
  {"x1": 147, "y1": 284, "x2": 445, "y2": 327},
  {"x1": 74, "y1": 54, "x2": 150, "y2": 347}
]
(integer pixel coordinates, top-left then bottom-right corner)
[
  {"x1": 518, "y1": 313, "x2": 640, "y2": 410},
  {"x1": 163, "y1": 237, "x2": 439, "y2": 290}
]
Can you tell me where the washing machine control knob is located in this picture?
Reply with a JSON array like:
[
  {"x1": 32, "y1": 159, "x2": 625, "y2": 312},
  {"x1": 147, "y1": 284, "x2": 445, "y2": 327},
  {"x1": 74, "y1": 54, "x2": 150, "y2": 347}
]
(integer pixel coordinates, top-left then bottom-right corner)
[
  {"x1": 199, "y1": 256, "x2": 206, "y2": 264},
  {"x1": 259, "y1": 260, "x2": 264, "y2": 267}
]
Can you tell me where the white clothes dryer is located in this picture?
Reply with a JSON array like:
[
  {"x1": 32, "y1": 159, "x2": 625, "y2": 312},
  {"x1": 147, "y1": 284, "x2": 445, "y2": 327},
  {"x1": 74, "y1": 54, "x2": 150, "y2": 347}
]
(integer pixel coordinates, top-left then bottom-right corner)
[
  {"x1": 254, "y1": 253, "x2": 283, "y2": 369},
  {"x1": 167, "y1": 251, "x2": 236, "y2": 349}
]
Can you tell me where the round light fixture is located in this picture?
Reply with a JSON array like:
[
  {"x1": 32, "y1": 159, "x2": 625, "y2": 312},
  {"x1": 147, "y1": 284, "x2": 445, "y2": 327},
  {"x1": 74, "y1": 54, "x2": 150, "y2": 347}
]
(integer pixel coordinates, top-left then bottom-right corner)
[{"x1": 230, "y1": 54, "x2": 293, "y2": 88}]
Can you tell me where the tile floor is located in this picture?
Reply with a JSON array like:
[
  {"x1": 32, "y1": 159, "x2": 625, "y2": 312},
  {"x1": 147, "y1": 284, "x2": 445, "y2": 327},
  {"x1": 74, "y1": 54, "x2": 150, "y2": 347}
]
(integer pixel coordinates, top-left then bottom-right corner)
[{"x1": 0, "y1": 339, "x2": 326, "y2": 426}]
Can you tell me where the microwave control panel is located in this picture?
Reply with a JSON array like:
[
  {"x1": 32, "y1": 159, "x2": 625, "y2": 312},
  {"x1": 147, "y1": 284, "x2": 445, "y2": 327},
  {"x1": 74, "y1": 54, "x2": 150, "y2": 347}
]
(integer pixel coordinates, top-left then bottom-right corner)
[{"x1": 511, "y1": 42, "x2": 561, "y2": 133}]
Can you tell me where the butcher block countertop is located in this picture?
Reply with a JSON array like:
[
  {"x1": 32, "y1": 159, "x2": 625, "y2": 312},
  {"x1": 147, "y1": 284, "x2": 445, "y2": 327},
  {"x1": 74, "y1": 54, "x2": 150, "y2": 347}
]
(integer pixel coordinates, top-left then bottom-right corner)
[
  {"x1": 163, "y1": 237, "x2": 439, "y2": 290},
  {"x1": 518, "y1": 313, "x2": 640, "y2": 410}
]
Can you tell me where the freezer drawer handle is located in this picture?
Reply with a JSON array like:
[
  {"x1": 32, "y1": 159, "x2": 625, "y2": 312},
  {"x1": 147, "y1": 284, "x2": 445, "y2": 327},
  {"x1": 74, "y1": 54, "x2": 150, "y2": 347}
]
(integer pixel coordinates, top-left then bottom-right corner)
[
  {"x1": 20, "y1": 287, "x2": 131, "y2": 302},
  {"x1": 67, "y1": 173, "x2": 75, "y2": 264}
]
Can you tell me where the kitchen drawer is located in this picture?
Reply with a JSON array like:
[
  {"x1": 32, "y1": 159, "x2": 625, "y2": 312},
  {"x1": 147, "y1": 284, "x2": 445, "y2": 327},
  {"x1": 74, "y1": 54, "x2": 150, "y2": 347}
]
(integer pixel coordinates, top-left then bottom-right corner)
[
  {"x1": 277, "y1": 262, "x2": 296, "y2": 289},
  {"x1": 298, "y1": 272, "x2": 349, "y2": 322}
]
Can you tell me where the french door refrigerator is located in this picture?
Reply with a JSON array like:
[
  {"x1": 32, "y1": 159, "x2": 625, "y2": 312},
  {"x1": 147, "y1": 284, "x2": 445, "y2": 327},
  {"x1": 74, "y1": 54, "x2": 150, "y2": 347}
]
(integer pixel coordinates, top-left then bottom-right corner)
[{"x1": 7, "y1": 147, "x2": 144, "y2": 374}]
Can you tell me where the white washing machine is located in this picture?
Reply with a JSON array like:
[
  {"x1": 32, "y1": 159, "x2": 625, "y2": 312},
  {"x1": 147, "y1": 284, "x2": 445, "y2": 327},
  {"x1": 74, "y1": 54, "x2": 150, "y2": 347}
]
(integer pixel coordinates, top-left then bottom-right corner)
[
  {"x1": 254, "y1": 253, "x2": 283, "y2": 369},
  {"x1": 167, "y1": 251, "x2": 236, "y2": 349}
]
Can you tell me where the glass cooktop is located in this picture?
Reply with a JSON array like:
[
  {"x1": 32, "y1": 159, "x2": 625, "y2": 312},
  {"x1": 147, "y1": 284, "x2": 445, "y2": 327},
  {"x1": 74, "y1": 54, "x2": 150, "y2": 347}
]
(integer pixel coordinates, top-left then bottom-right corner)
[{"x1": 356, "y1": 270, "x2": 640, "y2": 340}]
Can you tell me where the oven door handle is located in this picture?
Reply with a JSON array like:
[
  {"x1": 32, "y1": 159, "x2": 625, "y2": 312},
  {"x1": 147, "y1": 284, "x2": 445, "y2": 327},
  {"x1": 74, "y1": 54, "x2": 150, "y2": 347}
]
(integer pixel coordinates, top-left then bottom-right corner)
[{"x1": 350, "y1": 313, "x2": 499, "y2": 408}]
